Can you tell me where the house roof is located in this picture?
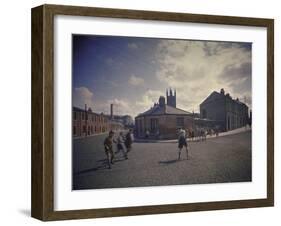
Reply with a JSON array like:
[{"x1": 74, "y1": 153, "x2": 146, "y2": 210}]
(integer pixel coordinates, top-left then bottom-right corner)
[
  {"x1": 200, "y1": 91, "x2": 248, "y2": 107},
  {"x1": 73, "y1": 106, "x2": 101, "y2": 116},
  {"x1": 200, "y1": 91, "x2": 221, "y2": 106},
  {"x1": 137, "y1": 104, "x2": 192, "y2": 117}
]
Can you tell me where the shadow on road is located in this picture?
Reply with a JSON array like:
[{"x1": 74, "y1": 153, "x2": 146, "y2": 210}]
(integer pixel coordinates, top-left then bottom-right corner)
[
  {"x1": 75, "y1": 157, "x2": 128, "y2": 175},
  {"x1": 75, "y1": 161, "x2": 108, "y2": 175},
  {"x1": 158, "y1": 159, "x2": 179, "y2": 164}
]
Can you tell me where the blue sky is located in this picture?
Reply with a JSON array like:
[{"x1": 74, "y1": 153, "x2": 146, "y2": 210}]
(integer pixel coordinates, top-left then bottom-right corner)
[{"x1": 72, "y1": 35, "x2": 252, "y2": 117}]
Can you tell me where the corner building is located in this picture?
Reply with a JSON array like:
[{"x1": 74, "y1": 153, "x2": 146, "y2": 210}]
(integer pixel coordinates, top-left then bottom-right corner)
[{"x1": 200, "y1": 89, "x2": 249, "y2": 131}]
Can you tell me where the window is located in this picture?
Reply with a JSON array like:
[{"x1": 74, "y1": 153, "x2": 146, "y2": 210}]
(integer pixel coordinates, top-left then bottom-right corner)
[
  {"x1": 83, "y1": 125, "x2": 86, "y2": 133},
  {"x1": 150, "y1": 118, "x2": 159, "y2": 133},
  {"x1": 202, "y1": 109, "x2": 207, "y2": 118},
  {"x1": 73, "y1": 126, "x2": 76, "y2": 135},
  {"x1": 82, "y1": 112, "x2": 84, "y2": 120},
  {"x1": 139, "y1": 119, "x2": 143, "y2": 133},
  {"x1": 176, "y1": 117, "x2": 184, "y2": 128},
  {"x1": 73, "y1": 112, "x2": 77, "y2": 120},
  {"x1": 227, "y1": 116, "x2": 230, "y2": 130}
]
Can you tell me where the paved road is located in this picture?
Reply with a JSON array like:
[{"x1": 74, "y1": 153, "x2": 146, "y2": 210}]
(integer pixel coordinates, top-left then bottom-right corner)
[{"x1": 72, "y1": 131, "x2": 252, "y2": 190}]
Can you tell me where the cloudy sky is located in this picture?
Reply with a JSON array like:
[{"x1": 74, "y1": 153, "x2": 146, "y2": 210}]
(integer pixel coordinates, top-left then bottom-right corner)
[{"x1": 72, "y1": 35, "x2": 252, "y2": 118}]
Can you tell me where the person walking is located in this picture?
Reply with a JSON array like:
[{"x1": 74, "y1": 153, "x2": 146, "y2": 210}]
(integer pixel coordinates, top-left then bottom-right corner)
[
  {"x1": 200, "y1": 128, "x2": 203, "y2": 141},
  {"x1": 103, "y1": 131, "x2": 115, "y2": 169},
  {"x1": 178, "y1": 128, "x2": 189, "y2": 160},
  {"x1": 215, "y1": 128, "x2": 219, "y2": 137},
  {"x1": 191, "y1": 129, "x2": 195, "y2": 141},
  {"x1": 145, "y1": 129, "x2": 150, "y2": 139},
  {"x1": 125, "y1": 129, "x2": 133, "y2": 153},
  {"x1": 117, "y1": 132, "x2": 128, "y2": 160},
  {"x1": 202, "y1": 128, "x2": 207, "y2": 141}
]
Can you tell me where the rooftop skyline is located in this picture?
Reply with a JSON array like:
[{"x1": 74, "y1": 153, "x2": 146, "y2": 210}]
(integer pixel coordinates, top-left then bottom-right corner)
[{"x1": 72, "y1": 35, "x2": 252, "y2": 117}]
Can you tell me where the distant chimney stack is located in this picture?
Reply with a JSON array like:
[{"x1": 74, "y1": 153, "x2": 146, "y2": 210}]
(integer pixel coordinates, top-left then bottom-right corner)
[
  {"x1": 220, "y1": 88, "x2": 225, "y2": 95},
  {"x1": 110, "y1": 104, "x2": 113, "y2": 119}
]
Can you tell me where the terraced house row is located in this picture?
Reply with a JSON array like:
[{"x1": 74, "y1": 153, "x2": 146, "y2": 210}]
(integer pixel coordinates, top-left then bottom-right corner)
[{"x1": 72, "y1": 105, "x2": 124, "y2": 138}]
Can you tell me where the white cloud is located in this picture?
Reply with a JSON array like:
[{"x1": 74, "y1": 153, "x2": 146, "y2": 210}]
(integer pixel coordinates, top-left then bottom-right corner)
[
  {"x1": 155, "y1": 40, "x2": 252, "y2": 111},
  {"x1": 103, "y1": 90, "x2": 163, "y2": 118},
  {"x1": 73, "y1": 41, "x2": 251, "y2": 119},
  {"x1": 136, "y1": 89, "x2": 163, "y2": 109},
  {"x1": 106, "y1": 98, "x2": 135, "y2": 116},
  {"x1": 72, "y1": 87, "x2": 161, "y2": 118},
  {"x1": 128, "y1": 74, "x2": 144, "y2": 86},
  {"x1": 127, "y1": 42, "x2": 138, "y2": 50},
  {"x1": 108, "y1": 98, "x2": 129, "y2": 109},
  {"x1": 73, "y1": 87, "x2": 95, "y2": 110}
]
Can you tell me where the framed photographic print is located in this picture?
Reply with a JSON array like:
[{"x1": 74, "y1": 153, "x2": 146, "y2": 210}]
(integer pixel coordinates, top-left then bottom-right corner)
[{"x1": 31, "y1": 4, "x2": 274, "y2": 221}]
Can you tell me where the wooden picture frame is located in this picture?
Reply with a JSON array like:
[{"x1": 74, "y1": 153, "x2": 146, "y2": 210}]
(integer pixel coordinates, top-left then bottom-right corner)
[{"x1": 31, "y1": 4, "x2": 274, "y2": 221}]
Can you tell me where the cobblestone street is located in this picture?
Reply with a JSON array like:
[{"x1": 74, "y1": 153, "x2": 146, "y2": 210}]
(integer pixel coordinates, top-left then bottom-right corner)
[{"x1": 72, "y1": 131, "x2": 252, "y2": 190}]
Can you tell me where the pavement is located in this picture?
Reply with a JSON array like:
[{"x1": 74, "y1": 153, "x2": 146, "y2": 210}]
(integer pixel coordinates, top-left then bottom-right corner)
[
  {"x1": 72, "y1": 129, "x2": 252, "y2": 190},
  {"x1": 134, "y1": 126, "x2": 252, "y2": 143}
]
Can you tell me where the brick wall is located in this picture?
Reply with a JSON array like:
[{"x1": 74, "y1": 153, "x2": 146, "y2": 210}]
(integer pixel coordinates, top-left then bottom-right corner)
[
  {"x1": 73, "y1": 109, "x2": 109, "y2": 138},
  {"x1": 135, "y1": 114, "x2": 194, "y2": 139}
]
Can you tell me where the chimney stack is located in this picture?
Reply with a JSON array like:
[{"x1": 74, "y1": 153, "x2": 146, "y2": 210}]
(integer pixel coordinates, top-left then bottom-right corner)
[
  {"x1": 110, "y1": 104, "x2": 113, "y2": 119},
  {"x1": 159, "y1": 96, "x2": 165, "y2": 107}
]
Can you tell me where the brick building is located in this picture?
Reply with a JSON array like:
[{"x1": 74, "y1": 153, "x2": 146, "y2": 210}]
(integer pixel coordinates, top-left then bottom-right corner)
[
  {"x1": 73, "y1": 105, "x2": 124, "y2": 138},
  {"x1": 73, "y1": 106, "x2": 109, "y2": 137},
  {"x1": 135, "y1": 90, "x2": 194, "y2": 139},
  {"x1": 200, "y1": 89, "x2": 249, "y2": 131}
]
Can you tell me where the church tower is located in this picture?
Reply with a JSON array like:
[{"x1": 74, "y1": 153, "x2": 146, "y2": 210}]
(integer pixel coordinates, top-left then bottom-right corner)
[{"x1": 166, "y1": 88, "x2": 176, "y2": 108}]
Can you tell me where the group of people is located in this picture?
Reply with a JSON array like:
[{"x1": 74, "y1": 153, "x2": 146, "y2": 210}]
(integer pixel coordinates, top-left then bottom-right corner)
[
  {"x1": 177, "y1": 127, "x2": 219, "y2": 160},
  {"x1": 103, "y1": 129, "x2": 133, "y2": 169},
  {"x1": 103, "y1": 127, "x2": 220, "y2": 167},
  {"x1": 187, "y1": 128, "x2": 219, "y2": 142}
]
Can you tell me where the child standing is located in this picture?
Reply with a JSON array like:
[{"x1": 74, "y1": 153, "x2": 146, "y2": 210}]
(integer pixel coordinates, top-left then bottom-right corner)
[
  {"x1": 117, "y1": 132, "x2": 128, "y2": 160},
  {"x1": 178, "y1": 129, "x2": 189, "y2": 160},
  {"x1": 104, "y1": 131, "x2": 115, "y2": 169}
]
